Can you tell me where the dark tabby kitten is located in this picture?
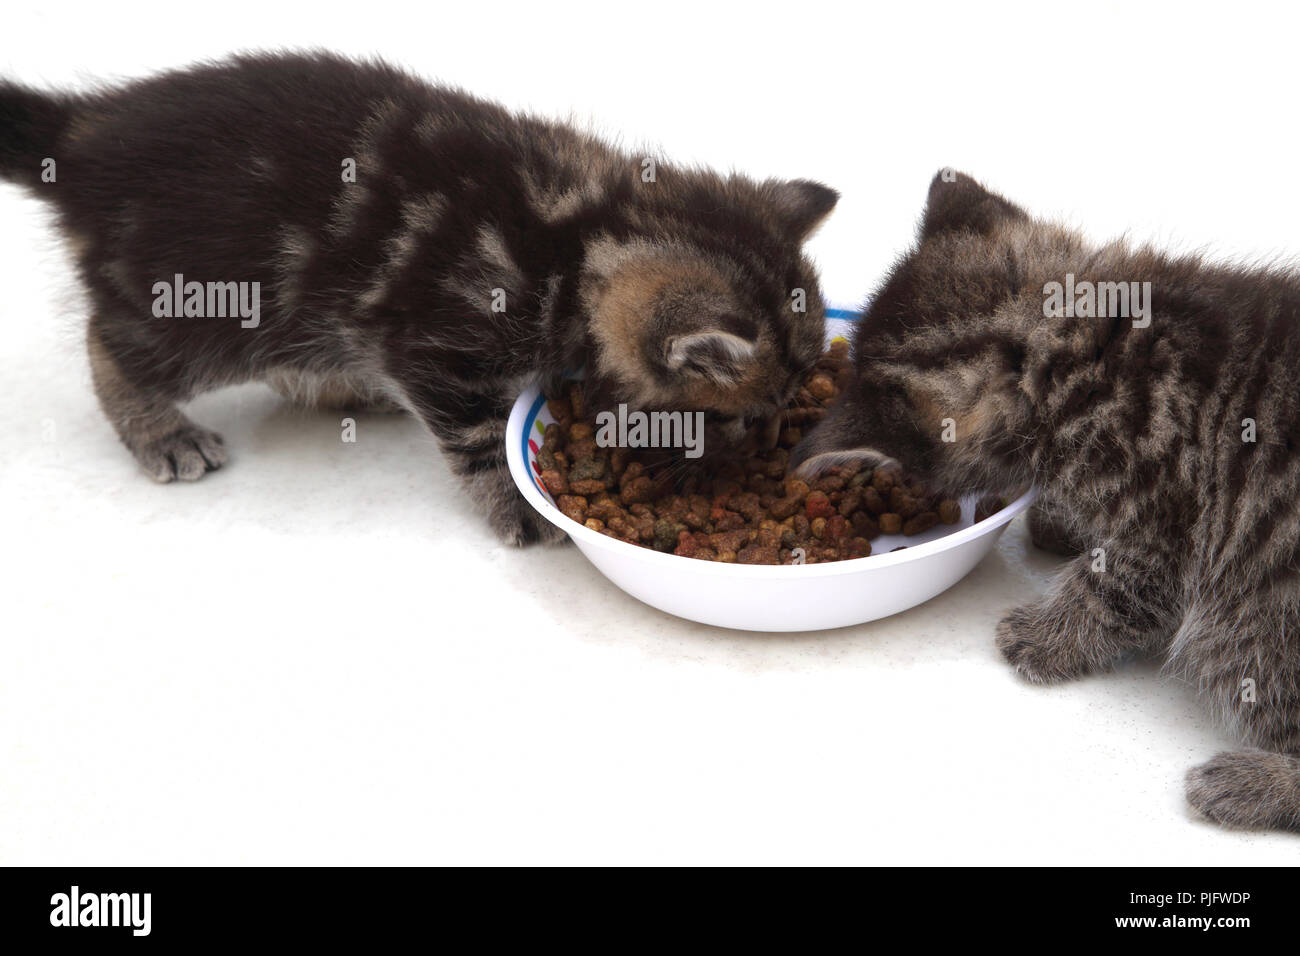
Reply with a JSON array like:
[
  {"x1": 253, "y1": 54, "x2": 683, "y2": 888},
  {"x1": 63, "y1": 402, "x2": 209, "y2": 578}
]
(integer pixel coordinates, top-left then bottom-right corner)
[
  {"x1": 796, "y1": 170, "x2": 1300, "y2": 832},
  {"x1": 0, "y1": 52, "x2": 835, "y2": 544}
]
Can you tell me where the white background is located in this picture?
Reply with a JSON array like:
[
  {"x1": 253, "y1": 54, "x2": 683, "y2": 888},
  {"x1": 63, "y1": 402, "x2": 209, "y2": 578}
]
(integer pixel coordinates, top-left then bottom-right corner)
[{"x1": 2, "y1": 1, "x2": 1298, "y2": 863}]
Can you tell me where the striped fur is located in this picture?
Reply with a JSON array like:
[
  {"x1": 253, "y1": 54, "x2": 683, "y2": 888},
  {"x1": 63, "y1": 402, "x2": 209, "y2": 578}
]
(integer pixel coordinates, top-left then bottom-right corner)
[
  {"x1": 797, "y1": 170, "x2": 1300, "y2": 832},
  {"x1": 0, "y1": 52, "x2": 836, "y2": 545}
]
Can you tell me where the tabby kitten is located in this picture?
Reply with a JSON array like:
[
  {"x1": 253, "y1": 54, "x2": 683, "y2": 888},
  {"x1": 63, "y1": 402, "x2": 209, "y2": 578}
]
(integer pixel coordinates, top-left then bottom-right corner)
[
  {"x1": 0, "y1": 52, "x2": 836, "y2": 544},
  {"x1": 795, "y1": 170, "x2": 1300, "y2": 832}
]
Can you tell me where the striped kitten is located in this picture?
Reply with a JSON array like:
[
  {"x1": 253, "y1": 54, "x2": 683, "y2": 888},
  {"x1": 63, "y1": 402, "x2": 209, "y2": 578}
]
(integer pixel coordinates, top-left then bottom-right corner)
[
  {"x1": 0, "y1": 52, "x2": 835, "y2": 544},
  {"x1": 796, "y1": 170, "x2": 1300, "y2": 832}
]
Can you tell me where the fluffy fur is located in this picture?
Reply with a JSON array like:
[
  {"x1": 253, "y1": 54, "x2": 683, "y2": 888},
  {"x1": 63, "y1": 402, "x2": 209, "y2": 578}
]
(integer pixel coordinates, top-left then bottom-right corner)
[
  {"x1": 795, "y1": 170, "x2": 1300, "y2": 832},
  {"x1": 0, "y1": 51, "x2": 836, "y2": 543}
]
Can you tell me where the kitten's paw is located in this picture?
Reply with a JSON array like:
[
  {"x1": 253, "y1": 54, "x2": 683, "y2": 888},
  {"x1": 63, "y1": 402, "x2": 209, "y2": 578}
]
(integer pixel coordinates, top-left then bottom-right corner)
[
  {"x1": 490, "y1": 497, "x2": 569, "y2": 547},
  {"x1": 1185, "y1": 751, "x2": 1300, "y2": 831},
  {"x1": 995, "y1": 604, "x2": 1090, "y2": 684},
  {"x1": 134, "y1": 424, "x2": 228, "y2": 482}
]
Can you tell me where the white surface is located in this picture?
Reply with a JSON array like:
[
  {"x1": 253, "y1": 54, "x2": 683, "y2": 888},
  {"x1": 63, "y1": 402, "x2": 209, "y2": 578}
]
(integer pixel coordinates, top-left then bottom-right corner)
[
  {"x1": 508, "y1": 378, "x2": 1037, "y2": 631},
  {"x1": 4, "y1": 1, "x2": 1300, "y2": 864}
]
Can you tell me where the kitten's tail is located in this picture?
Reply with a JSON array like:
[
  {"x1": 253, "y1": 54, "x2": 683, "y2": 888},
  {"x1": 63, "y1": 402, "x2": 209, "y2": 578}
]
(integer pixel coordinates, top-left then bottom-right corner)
[{"x1": 0, "y1": 81, "x2": 75, "y2": 188}]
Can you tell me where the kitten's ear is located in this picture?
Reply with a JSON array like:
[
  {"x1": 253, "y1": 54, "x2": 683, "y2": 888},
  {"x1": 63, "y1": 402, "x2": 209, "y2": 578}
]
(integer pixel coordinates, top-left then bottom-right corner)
[
  {"x1": 768, "y1": 179, "x2": 839, "y2": 241},
  {"x1": 920, "y1": 170, "x2": 1028, "y2": 240},
  {"x1": 664, "y1": 323, "x2": 757, "y2": 384}
]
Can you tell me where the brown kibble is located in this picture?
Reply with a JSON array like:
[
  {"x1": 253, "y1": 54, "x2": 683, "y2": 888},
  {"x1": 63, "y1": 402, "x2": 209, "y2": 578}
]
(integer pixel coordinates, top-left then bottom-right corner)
[
  {"x1": 546, "y1": 397, "x2": 573, "y2": 424},
  {"x1": 846, "y1": 536, "x2": 872, "y2": 559},
  {"x1": 889, "y1": 485, "x2": 920, "y2": 518},
  {"x1": 571, "y1": 456, "x2": 604, "y2": 481},
  {"x1": 567, "y1": 438, "x2": 597, "y2": 461},
  {"x1": 587, "y1": 495, "x2": 620, "y2": 523},
  {"x1": 714, "y1": 510, "x2": 746, "y2": 532},
  {"x1": 850, "y1": 510, "x2": 880, "y2": 539},
  {"x1": 673, "y1": 529, "x2": 700, "y2": 557},
  {"x1": 805, "y1": 490, "x2": 834, "y2": 520},
  {"x1": 557, "y1": 494, "x2": 587, "y2": 523},
  {"x1": 621, "y1": 475, "x2": 655, "y2": 505},
  {"x1": 540, "y1": 467, "x2": 569, "y2": 495},
  {"x1": 609, "y1": 447, "x2": 630, "y2": 479},
  {"x1": 783, "y1": 477, "x2": 810, "y2": 499},
  {"x1": 806, "y1": 374, "x2": 836, "y2": 402},
  {"x1": 768, "y1": 495, "x2": 802, "y2": 520},
  {"x1": 708, "y1": 529, "x2": 752, "y2": 553},
  {"x1": 838, "y1": 488, "x2": 863, "y2": 516},
  {"x1": 731, "y1": 491, "x2": 763, "y2": 522},
  {"x1": 632, "y1": 514, "x2": 656, "y2": 541},
  {"x1": 811, "y1": 473, "x2": 846, "y2": 493},
  {"x1": 541, "y1": 344, "x2": 955, "y2": 565},
  {"x1": 903, "y1": 511, "x2": 940, "y2": 536},
  {"x1": 737, "y1": 544, "x2": 780, "y2": 565}
]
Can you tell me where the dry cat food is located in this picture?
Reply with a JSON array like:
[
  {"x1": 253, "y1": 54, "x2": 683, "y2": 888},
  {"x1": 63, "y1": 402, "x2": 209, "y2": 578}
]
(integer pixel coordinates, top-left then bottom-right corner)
[{"x1": 536, "y1": 341, "x2": 967, "y2": 565}]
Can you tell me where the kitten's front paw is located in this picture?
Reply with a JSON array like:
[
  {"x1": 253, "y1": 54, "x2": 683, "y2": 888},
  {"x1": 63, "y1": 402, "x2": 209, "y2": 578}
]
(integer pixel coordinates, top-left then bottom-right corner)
[
  {"x1": 134, "y1": 424, "x2": 228, "y2": 482},
  {"x1": 491, "y1": 496, "x2": 569, "y2": 547},
  {"x1": 1185, "y1": 751, "x2": 1300, "y2": 831},
  {"x1": 995, "y1": 604, "x2": 1090, "y2": 684}
]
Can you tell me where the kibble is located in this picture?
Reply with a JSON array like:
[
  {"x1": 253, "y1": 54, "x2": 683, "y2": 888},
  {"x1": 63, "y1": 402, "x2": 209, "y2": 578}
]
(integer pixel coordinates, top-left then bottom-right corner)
[{"x1": 538, "y1": 345, "x2": 966, "y2": 565}]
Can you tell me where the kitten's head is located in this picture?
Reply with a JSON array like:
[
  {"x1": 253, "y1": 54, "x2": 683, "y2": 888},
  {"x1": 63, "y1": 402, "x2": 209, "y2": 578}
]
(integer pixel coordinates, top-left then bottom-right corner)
[
  {"x1": 793, "y1": 170, "x2": 1053, "y2": 493},
  {"x1": 580, "y1": 174, "x2": 837, "y2": 443}
]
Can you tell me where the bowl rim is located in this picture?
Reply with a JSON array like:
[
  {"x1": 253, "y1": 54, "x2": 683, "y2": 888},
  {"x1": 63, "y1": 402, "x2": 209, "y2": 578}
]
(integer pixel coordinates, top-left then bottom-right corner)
[{"x1": 506, "y1": 384, "x2": 1038, "y2": 579}]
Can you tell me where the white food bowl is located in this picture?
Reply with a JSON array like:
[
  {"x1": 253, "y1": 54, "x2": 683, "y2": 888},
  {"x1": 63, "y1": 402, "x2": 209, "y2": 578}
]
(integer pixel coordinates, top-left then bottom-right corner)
[{"x1": 505, "y1": 309, "x2": 1036, "y2": 631}]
